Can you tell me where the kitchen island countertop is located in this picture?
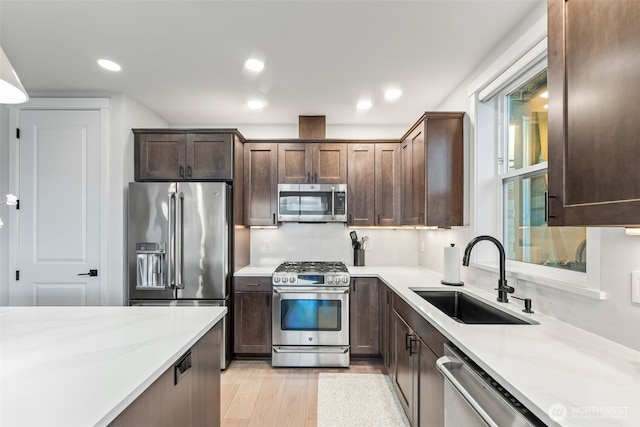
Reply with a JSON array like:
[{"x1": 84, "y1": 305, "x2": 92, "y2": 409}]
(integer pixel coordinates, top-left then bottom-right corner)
[
  {"x1": 0, "y1": 306, "x2": 226, "y2": 427},
  {"x1": 235, "y1": 265, "x2": 640, "y2": 426}
]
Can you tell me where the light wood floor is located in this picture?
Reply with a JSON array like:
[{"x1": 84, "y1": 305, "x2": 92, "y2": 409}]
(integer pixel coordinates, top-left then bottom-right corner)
[{"x1": 221, "y1": 359, "x2": 385, "y2": 427}]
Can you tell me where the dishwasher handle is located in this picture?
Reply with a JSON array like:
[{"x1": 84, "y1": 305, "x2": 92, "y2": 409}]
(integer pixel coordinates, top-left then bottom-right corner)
[{"x1": 437, "y1": 356, "x2": 500, "y2": 427}]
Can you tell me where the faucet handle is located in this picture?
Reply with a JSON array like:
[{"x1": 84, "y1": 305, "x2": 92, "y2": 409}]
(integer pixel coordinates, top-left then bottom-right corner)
[{"x1": 494, "y1": 285, "x2": 514, "y2": 293}]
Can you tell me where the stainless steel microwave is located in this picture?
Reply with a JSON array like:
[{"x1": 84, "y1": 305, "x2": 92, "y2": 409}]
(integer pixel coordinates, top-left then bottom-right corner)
[{"x1": 277, "y1": 183, "x2": 347, "y2": 222}]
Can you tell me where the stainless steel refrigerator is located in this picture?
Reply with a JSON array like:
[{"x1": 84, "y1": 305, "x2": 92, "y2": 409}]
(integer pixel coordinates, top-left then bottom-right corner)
[{"x1": 127, "y1": 181, "x2": 232, "y2": 368}]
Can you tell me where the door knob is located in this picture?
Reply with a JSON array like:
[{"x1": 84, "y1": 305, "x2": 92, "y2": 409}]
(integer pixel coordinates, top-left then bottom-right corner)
[{"x1": 78, "y1": 269, "x2": 98, "y2": 277}]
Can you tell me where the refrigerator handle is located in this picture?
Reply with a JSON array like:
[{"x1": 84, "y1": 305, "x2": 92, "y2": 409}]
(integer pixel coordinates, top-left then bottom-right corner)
[
  {"x1": 175, "y1": 192, "x2": 185, "y2": 289},
  {"x1": 168, "y1": 192, "x2": 176, "y2": 288}
]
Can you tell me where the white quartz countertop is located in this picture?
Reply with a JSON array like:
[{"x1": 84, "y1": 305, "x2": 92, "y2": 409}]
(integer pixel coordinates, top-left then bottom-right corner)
[
  {"x1": 0, "y1": 306, "x2": 226, "y2": 427},
  {"x1": 235, "y1": 265, "x2": 640, "y2": 426}
]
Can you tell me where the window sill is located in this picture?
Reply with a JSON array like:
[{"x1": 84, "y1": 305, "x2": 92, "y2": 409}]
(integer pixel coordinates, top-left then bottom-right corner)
[{"x1": 468, "y1": 261, "x2": 606, "y2": 300}]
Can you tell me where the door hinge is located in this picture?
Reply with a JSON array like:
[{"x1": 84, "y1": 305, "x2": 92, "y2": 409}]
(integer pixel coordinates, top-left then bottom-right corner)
[
  {"x1": 16, "y1": 128, "x2": 20, "y2": 139},
  {"x1": 15, "y1": 271, "x2": 19, "y2": 281}
]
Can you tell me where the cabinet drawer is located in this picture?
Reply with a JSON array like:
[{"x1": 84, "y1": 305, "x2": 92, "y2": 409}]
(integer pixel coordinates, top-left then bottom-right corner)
[{"x1": 234, "y1": 276, "x2": 272, "y2": 292}]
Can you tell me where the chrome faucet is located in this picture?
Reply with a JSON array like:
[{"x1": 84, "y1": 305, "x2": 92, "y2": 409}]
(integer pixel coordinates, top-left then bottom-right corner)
[{"x1": 462, "y1": 235, "x2": 514, "y2": 303}]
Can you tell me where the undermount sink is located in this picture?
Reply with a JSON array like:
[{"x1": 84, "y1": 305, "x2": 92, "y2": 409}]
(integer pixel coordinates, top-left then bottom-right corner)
[{"x1": 412, "y1": 290, "x2": 536, "y2": 325}]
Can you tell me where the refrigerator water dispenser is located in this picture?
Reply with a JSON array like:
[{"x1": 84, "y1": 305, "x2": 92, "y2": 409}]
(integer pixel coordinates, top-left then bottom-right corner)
[{"x1": 136, "y1": 242, "x2": 166, "y2": 289}]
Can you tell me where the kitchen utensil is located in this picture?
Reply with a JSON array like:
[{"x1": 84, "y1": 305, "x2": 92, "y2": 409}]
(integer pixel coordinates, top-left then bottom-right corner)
[{"x1": 350, "y1": 231, "x2": 359, "y2": 249}]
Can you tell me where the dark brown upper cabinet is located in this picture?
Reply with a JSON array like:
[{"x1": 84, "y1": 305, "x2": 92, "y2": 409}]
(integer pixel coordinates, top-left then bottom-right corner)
[
  {"x1": 548, "y1": 0, "x2": 640, "y2": 226},
  {"x1": 134, "y1": 129, "x2": 235, "y2": 181},
  {"x1": 244, "y1": 143, "x2": 278, "y2": 226},
  {"x1": 400, "y1": 113, "x2": 464, "y2": 227},
  {"x1": 347, "y1": 143, "x2": 401, "y2": 226},
  {"x1": 278, "y1": 142, "x2": 347, "y2": 184}
]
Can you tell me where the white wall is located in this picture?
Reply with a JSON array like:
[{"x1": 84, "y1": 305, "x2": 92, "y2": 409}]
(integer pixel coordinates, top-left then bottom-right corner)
[
  {"x1": 0, "y1": 106, "x2": 10, "y2": 305},
  {"x1": 250, "y1": 223, "x2": 419, "y2": 267},
  {"x1": 419, "y1": 3, "x2": 640, "y2": 351},
  {"x1": 107, "y1": 94, "x2": 168, "y2": 305}
]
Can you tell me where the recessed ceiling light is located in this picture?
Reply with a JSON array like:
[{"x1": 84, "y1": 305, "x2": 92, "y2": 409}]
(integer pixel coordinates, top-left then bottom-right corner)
[
  {"x1": 540, "y1": 91, "x2": 549, "y2": 98},
  {"x1": 244, "y1": 58, "x2": 264, "y2": 73},
  {"x1": 97, "y1": 59, "x2": 121, "y2": 72},
  {"x1": 384, "y1": 88, "x2": 402, "y2": 101},
  {"x1": 247, "y1": 99, "x2": 266, "y2": 110},
  {"x1": 357, "y1": 100, "x2": 372, "y2": 110}
]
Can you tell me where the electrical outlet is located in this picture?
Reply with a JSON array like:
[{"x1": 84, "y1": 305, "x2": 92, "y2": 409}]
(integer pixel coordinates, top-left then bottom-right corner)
[
  {"x1": 632, "y1": 271, "x2": 640, "y2": 304},
  {"x1": 261, "y1": 240, "x2": 270, "y2": 252}
]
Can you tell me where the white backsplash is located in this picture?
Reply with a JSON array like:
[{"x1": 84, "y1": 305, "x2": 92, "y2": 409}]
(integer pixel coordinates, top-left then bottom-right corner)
[{"x1": 250, "y1": 223, "x2": 419, "y2": 267}]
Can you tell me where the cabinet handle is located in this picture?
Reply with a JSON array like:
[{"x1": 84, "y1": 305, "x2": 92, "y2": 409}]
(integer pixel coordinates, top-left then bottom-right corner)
[
  {"x1": 266, "y1": 293, "x2": 270, "y2": 307},
  {"x1": 314, "y1": 172, "x2": 318, "y2": 183},
  {"x1": 174, "y1": 351, "x2": 192, "y2": 385},
  {"x1": 307, "y1": 172, "x2": 311, "y2": 183},
  {"x1": 377, "y1": 214, "x2": 381, "y2": 225},
  {"x1": 272, "y1": 213, "x2": 276, "y2": 224},
  {"x1": 349, "y1": 214, "x2": 353, "y2": 223},
  {"x1": 386, "y1": 290, "x2": 391, "y2": 304},
  {"x1": 419, "y1": 212, "x2": 424, "y2": 224},
  {"x1": 187, "y1": 166, "x2": 192, "y2": 178},
  {"x1": 179, "y1": 166, "x2": 185, "y2": 178},
  {"x1": 352, "y1": 280, "x2": 356, "y2": 292},
  {"x1": 405, "y1": 333, "x2": 412, "y2": 350},
  {"x1": 409, "y1": 336, "x2": 418, "y2": 356}
]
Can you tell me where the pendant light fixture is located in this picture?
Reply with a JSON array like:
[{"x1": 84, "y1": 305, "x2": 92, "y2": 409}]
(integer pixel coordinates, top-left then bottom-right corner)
[{"x1": 0, "y1": 46, "x2": 29, "y2": 104}]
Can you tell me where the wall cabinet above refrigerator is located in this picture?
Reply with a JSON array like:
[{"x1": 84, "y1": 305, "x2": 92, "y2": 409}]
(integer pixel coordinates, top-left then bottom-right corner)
[{"x1": 133, "y1": 129, "x2": 241, "y2": 181}]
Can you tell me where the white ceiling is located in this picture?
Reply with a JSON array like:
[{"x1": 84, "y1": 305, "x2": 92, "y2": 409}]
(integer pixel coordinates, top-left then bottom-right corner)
[{"x1": 0, "y1": 0, "x2": 543, "y2": 127}]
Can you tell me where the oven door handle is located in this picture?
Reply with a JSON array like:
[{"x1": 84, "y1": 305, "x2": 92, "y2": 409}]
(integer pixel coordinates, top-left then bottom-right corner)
[
  {"x1": 272, "y1": 287, "x2": 349, "y2": 294},
  {"x1": 272, "y1": 346, "x2": 350, "y2": 354}
]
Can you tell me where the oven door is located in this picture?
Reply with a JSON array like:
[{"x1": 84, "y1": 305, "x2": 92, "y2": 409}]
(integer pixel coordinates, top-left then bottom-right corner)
[{"x1": 272, "y1": 286, "x2": 349, "y2": 346}]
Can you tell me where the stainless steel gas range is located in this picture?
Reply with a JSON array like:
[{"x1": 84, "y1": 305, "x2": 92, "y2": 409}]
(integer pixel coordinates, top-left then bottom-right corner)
[{"x1": 271, "y1": 261, "x2": 350, "y2": 367}]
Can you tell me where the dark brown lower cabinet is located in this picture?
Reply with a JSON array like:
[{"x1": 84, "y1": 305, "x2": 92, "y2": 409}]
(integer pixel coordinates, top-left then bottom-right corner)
[
  {"x1": 350, "y1": 277, "x2": 380, "y2": 356},
  {"x1": 390, "y1": 293, "x2": 445, "y2": 427},
  {"x1": 110, "y1": 322, "x2": 221, "y2": 427},
  {"x1": 233, "y1": 277, "x2": 272, "y2": 356}
]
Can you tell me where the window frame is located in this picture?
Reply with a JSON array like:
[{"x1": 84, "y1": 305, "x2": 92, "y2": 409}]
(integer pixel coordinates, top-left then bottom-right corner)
[{"x1": 471, "y1": 56, "x2": 604, "y2": 299}]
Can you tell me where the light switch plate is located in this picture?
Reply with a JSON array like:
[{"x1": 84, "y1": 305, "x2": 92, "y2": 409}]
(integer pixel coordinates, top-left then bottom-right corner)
[{"x1": 632, "y1": 271, "x2": 640, "y2": 303}]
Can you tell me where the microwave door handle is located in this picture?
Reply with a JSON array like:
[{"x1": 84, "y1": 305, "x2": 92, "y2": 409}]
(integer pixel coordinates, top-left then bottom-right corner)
[{"x1": 331, "y1": 187, "x2": 335, "y2": 220}]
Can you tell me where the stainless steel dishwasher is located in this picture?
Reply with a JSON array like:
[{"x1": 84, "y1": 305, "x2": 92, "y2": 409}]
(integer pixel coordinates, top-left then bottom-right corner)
[{"x1": 437, "y1": 343, "x2": 548, "y2": 427}]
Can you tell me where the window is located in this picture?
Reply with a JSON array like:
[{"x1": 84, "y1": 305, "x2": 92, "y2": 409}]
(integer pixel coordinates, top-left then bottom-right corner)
[{"x1": 499, "y1": 69, "x2": 586, "y2": 273}]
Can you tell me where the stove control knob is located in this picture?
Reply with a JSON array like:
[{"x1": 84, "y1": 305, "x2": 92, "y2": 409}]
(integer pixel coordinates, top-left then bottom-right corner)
[
  {"x1": 274, "y1": 276, "x2": 280, "y2": 283},
  {"x1": 282, "y1": 277, "x2": 288, "y2": 283},
  {"x1": 327, "y1": 276, "x2": 334, "y2": 284},
  {"x1": 342, "y1": 276, "x2": 349, "y2": 284},
  {"x1": 290, "y1": 277, "x2": 297, "y2": 284}
]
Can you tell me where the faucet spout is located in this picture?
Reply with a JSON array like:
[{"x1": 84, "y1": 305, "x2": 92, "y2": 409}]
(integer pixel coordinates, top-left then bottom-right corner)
[{"x1": 462, "y1": 235, "x2": 514, "y2": 303}]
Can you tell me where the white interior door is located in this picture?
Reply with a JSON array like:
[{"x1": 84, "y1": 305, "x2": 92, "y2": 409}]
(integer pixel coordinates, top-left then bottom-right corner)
[{"x1": 16, "y1": 109, "x2": 101, "y2": 305}]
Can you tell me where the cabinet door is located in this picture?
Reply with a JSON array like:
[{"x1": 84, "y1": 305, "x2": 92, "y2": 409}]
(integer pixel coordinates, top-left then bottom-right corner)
[
  {"x1": 391, "y1": 310, "x2": 415, "y2": 424},
  {"x1": 347, "y1": 144, "x2": 375, "y2": 226},
  {"x1": 278, "y1": 143, "x2": 311, "y2": 183},
  {"x1": 244, "y1": 143, "x2": 278, "y2": 225},
  {"x1": 233, "y1": 291, "x2": 272, "y2": 355},
  {"x1": 136, "y1": 133, "x2": 187, "y2": 181},
  {"x1": 548, "y1": 0, "x2": 640, "y2": 226},
  {"x1": 401, "y1": 126, "x2": 424, "y2": 225},
  {"x1": 349, "y1": 277, "x2": 380, "y2": 355},
  {"x1": 425, "y1": 113, "x2": 464, "y2": 227},
  {"x1": 375, "y1": 143, "x2": 401, "y2": 226},
  {"x1": 186, "y1": 133, "x2": 232, "y2": 180},
  {"x1": 418, "y1": 338, "x2": 444, "y2": 427},
  {"x1": 312, "y1": 143, "x2": 347, "y2": 184}
]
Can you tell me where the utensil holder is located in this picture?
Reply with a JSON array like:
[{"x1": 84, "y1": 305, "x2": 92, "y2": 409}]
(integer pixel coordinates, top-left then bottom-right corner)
[{"x1": 354, "y1": 249, "x2": 365, "y2": 266}]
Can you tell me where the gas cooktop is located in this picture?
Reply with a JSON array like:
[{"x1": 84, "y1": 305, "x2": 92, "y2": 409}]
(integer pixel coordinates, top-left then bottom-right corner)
[{"x1": 272, "y1": 261, "x2": 350, "y2": 286}]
